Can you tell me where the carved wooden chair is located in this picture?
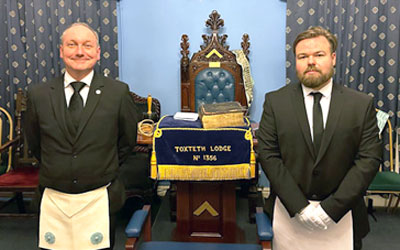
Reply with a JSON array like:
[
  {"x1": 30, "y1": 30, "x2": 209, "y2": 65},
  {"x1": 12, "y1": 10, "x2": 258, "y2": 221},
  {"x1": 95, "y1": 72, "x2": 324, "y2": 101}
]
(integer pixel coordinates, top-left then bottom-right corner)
[
  {"x1": 176, "y1": 10, "x2": 260, "y2": 223},
  {"x1": 119, "y1": 92, "x2": 161, "y2": 214},
  {"x1": 0, "y1": 88, "x2": 39, "y2": 217},
  {"x1": 180, "y1": 10, "x2": 251, "y2": 113}
]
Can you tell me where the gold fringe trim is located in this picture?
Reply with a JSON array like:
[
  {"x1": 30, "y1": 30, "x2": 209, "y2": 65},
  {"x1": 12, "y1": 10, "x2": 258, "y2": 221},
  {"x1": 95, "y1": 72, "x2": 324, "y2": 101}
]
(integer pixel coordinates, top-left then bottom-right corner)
[{"x1": 152, "y1": 164, "x2": 255, "y2": 181}]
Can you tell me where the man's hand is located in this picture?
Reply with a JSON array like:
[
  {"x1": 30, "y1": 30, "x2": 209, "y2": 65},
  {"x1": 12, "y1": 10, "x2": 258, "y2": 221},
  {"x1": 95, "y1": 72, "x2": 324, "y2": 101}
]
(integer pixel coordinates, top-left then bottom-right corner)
[
  {"x1": 296, "y1": 204, "x2": 328, "y2": 231},
  {"x1": 314, "y1": 204, "x2": 333, "y2": 226}
]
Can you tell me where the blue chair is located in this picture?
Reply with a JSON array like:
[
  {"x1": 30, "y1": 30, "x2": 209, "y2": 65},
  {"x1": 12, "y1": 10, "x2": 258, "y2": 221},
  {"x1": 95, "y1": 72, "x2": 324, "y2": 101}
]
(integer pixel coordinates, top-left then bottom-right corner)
[{"x1": 125, "y1": 205, "x2": 273, "y2": 250}]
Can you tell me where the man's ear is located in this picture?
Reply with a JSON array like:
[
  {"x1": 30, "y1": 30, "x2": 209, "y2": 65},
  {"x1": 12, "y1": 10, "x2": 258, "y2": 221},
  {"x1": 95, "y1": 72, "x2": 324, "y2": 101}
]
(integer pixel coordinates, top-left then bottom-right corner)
[
  {"x1": 96, "y1": 46, "x2": 101, "y2": 60},
  {"x1": 59, "y1": 45, "x2": 64, "y2": 59}
]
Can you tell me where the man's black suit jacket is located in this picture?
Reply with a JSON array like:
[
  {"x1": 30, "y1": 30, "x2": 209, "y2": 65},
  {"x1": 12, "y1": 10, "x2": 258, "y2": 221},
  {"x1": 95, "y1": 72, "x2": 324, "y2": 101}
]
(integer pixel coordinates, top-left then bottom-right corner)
[
  {"x1": 26, "y1": 73, "x2": 140, "y2": 213},
  {"x1": 256, "y1": 82, "x2": 382, "y2": 240}
]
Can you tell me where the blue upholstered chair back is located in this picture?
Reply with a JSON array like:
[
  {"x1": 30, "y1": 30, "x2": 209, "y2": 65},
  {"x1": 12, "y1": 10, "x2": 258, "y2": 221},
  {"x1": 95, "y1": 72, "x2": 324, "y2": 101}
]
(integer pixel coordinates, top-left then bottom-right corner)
[{"x1": 194, "y1": 68, "x2": 235, "y2": 111}]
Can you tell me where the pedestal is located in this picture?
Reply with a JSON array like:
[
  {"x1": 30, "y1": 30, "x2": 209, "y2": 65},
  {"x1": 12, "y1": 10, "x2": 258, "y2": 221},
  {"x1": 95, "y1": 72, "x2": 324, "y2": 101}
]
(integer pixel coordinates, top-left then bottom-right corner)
[{"x1": 173, "y1": 181, "x2": 244, "y2": 243}]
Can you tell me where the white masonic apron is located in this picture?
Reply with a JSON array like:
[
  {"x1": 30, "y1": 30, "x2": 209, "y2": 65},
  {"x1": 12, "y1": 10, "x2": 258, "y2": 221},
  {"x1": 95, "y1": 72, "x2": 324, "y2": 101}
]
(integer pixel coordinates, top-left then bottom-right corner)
[
  {"x1": 39, "y1": 185, "x2": 110, "y2": 250},
  {"x1": 273, "y1": 197, "x2": 353, "y2": 250}
]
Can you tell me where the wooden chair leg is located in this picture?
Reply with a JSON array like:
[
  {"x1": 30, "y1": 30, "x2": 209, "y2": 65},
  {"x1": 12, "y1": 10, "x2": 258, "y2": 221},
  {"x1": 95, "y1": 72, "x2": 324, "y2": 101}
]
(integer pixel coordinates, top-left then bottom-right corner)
[
  {"x1": 15, "y1": 192, "x2": 26, "y2": 213},
  {"x1": 367, "y1": 198, "x2": 377, "y2": 221},
  {"x1": 248, "y1": 185, "x2": 263, "y2": 224},
  {"x1": 392, "y1": 194, "x2": 400, "y2": 214},
  {"x1": 169, "y1": 184, "x2": 177, "y2": 222},
  {"x1": 0, "y1": 192, "x2": 25, "y2": 212},
  {"x1": 386, "y1": 194, "x2": 394, "y2": 213},
  {"x1": 261, "y1": 240, "x2": 272, "y2": 250},
  {"x1": 125, "y1": 238, "x2": 138, "y2": 250}
]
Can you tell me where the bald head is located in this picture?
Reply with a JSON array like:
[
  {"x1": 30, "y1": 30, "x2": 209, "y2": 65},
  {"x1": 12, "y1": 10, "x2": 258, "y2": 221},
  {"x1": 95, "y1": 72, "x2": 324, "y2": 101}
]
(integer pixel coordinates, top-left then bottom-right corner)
[{"x1": 60, "y1": 22, "x2": 99, "y2": 46}]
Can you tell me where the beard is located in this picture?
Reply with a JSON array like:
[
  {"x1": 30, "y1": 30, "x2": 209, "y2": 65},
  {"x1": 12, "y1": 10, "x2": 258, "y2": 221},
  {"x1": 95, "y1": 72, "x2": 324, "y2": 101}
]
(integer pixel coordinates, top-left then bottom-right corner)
[{"x1": 297, "y1": 66, "x2": 334, "y2": 89}]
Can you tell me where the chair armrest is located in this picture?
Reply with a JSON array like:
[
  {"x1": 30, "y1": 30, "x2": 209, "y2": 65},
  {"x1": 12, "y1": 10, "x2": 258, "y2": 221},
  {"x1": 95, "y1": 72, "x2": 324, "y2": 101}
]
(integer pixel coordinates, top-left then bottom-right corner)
[
  {"x1": 0, "y1": 135, "x2": 20, "y2": 153},
  {"x1": 255, "y1": 207, "x2": 273, "y2": 241},
  {"x1": 125, "y1": 205, "x2": 151, "y2": 250},
  {"x1": 125, "y1": 209, "x2": 148, "y2": 237}
]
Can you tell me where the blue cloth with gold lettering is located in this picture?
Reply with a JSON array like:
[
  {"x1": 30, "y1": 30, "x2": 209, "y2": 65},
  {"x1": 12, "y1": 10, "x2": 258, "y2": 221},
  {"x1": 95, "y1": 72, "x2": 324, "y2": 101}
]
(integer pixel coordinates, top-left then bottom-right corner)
[{"x1": 150, "y1": 116, "x2": 256, "y2": 181}]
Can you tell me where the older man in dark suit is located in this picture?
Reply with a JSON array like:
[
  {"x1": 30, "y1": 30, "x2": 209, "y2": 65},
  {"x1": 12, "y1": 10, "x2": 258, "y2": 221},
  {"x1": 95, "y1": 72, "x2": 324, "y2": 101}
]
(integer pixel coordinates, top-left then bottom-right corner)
[
  {"x1": 256, "y1": 27, "x2": 382, "y2": 250},
  {"x1": 26, "y1": 22, "x2": 139, "y2": 250}
]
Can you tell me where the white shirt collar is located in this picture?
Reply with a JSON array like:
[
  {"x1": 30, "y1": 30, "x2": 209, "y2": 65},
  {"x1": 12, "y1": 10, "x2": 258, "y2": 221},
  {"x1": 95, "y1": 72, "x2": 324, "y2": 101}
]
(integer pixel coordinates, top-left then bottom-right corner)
[
  {"x1": 301, "y1": 78, "x2": 333, "y2": 98},
  {"x1": 64, "y1": 71, "x2": 94, "y2": 88}
]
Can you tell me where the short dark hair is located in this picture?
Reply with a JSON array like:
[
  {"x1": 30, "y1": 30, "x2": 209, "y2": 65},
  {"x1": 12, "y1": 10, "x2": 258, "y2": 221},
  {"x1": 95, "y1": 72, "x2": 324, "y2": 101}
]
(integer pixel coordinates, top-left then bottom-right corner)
[{"x1": 293, "y1": 26, "x2": 337, "y2": 54}]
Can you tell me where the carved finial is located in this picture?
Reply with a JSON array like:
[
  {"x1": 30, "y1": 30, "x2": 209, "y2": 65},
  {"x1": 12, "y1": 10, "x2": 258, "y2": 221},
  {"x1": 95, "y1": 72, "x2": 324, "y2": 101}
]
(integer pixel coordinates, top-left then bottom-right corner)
[
  {"x1": 200, "y1": 10, "x2": 228, "y2": 49},
  {"x1": 180, "y1": 35, "x2": 190, "y2": 58},
  {"x1": 200, "y1": 34, "x2": 211, "y2": 50},
  {"x1": 205, "y1": 10, "x2": 224, "y2": 33},
  {"x1": 241, "y1": 34, "x2": 250, "y2": 58},
  {"x1": 180, "y1": 34, "x2": 190, "y2": 71},
  {"x1": 219, "y1": 34, "x2": 229, "y2": 50}
]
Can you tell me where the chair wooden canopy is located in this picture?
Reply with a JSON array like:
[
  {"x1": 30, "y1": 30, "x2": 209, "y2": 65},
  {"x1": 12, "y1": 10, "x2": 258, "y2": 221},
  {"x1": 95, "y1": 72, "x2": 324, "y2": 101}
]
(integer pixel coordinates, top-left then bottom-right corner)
[{"x1": 180, "y1": 10, "x2": 250, "y2": 112}]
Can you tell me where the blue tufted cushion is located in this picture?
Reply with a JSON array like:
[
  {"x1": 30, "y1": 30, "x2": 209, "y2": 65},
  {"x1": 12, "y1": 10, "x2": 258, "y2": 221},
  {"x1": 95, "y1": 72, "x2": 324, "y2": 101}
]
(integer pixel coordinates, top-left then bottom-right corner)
[
  {"x1": 195, "y1": 68, "x2": 235, "y2": 111},
  {"x1": 139, "y1": 241, "x2": 261, "y2": 250},
  {"x1": 125, "y1": 209, "x2": 148, "y2": 237}
]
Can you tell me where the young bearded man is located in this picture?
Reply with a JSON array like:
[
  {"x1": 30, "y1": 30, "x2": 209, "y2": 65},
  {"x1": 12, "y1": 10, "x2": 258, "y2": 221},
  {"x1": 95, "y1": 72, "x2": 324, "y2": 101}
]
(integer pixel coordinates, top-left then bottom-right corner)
[{"x1": 256, "y1": 26, "x2": 382, "y2": 250}]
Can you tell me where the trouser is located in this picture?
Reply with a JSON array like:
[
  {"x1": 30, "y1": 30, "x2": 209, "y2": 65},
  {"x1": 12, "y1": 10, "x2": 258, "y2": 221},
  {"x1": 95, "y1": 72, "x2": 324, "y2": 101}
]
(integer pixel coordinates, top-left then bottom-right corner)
[{"x1": 354, "y1": 238, "x2": 362, "y2": 250}]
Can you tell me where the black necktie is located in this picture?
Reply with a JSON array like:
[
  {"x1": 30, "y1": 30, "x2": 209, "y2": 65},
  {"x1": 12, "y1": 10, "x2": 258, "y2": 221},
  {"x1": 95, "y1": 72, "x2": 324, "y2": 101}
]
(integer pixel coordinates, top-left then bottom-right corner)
[
  {"x1": 311, "y1": 92, "x2": 323, "y2": 155},
  {"x1": 69, "y1": 81, "x2": 86, "y2": 130}
]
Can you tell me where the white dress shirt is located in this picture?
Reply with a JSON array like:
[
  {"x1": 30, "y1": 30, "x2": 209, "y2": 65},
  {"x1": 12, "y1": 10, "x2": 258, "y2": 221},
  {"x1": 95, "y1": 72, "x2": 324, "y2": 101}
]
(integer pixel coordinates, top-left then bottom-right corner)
[
  {"x1": 302, "y1": 79, "x2": 333, "y2": 141},
  {"x1": 64, "y1": 71, "x2": 93, "y2": 107}
]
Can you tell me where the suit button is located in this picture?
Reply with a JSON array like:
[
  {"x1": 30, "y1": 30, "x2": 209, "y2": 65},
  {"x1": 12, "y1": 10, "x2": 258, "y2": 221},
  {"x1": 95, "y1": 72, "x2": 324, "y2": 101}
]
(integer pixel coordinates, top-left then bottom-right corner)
[
  {"x1": 311, "y1": 194, "x2": 318, "y2": 199},
  {"x1": 312, "y1": 170, "x2": 320, "y2": 176},
  {"x1": 73, "y1": 179, "x2": 77, "y2": 184},
  {"x1": 73, "y1": 155, "x2": 77, "y2": 159}
]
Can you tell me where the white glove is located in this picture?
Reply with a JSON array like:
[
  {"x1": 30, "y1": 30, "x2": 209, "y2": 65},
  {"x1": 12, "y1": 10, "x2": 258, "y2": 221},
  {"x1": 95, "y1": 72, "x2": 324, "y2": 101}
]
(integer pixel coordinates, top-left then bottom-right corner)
[
  {"x1": 314, "y1": 204, "x2": 333, "y2": 227},
  {"x1": 296, "y1": 204, "x2": 328, "y2": 231}
]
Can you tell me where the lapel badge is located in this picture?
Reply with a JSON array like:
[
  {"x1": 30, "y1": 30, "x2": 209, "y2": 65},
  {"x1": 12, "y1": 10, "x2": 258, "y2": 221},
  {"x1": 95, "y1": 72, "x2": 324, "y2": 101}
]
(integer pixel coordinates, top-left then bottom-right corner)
[{"x1": 96, "y1": 89, "x2": 101, "y2": 95}]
